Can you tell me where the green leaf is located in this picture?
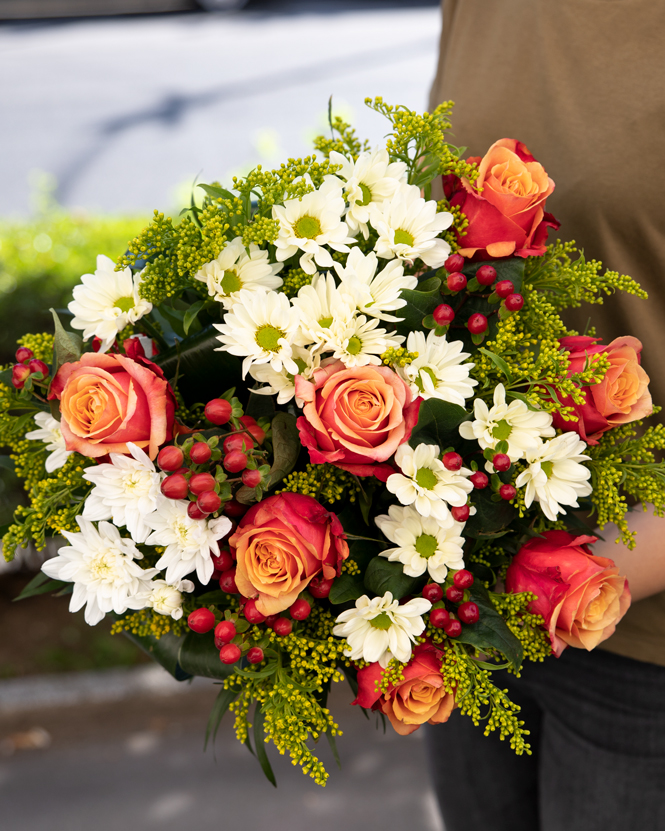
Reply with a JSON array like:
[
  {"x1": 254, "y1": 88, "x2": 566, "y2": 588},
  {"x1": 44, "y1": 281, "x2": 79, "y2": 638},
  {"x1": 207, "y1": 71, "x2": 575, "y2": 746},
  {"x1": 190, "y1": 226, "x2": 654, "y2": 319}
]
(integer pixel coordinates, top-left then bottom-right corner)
[
  {"x1": 409, "y1": 398, "x2": 470, "y2": 450},
  {"x1": 478, "y1": 348, "x2": 514, "y2": 383},
  {"x1": 326, "y1": 727, "x2": 342, "y2": 769},
  {"x1": 183, "y1": 300, "x2": 206, "y2": 335},
  {"x1": 49, "y1": 308, "x2": 82, "y2": 377},
  {"x1": 13, "y1": 572, "x2": 66, "y2": 601},
  {"x1": 253, "y1": 705, "x2": 277, "y2": 787},
  {"x1": 464, "y1": 488, "x2": 516, "y2": 537},
  {"x1": 204, "y1": 685, "x2": 238, "y2": 750},
  {"x1": 246, "y1": 391, "x2": 275, "y2": 421},
  {"x1": 123, "y1": 630, "x2": 191, "y2": 681},
  {"x1": 235, "y1": 411, "x2": 300, "y2": 504},
  {"x1": 177, "y1": 631, "x2": 234, "y2": 681},
  {"x1": 394, "y1": 284, "x2": 442, "y2": 336},
  {"x1": 416, "y1": 275, "x2": 442, "y2": 293},
  {"x1": 328, "y1": 573, "x2": 365, "y2": 605},
  {"x1": 198, "y1": 182, "x2": 236, "y2": 201},
  {"x1": 233, "y1": 661, "x2": 278, "y2": 680},
  {"x1": 364, "y1": 557, "x2": 418, "y2": 600},
  {"x1": 0, "y1": 456, "x2": 14, "y2": 471},
  {"x1": 456, "y1": 584, "x2": 523, "y2": 669},
  {"x1": 0, "y1": 368, "x2": 13, "y2": 386}
]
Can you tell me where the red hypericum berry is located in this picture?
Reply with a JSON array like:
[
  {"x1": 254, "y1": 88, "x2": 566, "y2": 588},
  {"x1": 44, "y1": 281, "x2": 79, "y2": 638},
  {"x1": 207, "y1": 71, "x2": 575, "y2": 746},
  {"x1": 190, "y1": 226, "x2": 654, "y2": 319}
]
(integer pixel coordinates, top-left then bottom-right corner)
[
  {"x1": 433, "y1": 304, "x2": 455, "y2": 326},
  {"x1": 223, "y1": 433, "x2": 254, "y2": 454},
  {"x1": 187, "y1": 608, "x2": 215, "y2": 634},
  {"x1": 157, "y1": 446, "x2": 184, "y2": 472},
  {"x1": 446, "y1": 585, "x2": 465, "y2": 603},
  {"x1": 442, "y1": 451, "x2": 463, "y2": 471},
  {"x1": 11, "y1": 364, "x2": 30, "y2": 389},
  {"x1": 289, "y1": 598, "x2": 312, "y2": 620},
  {"x1": 469, "y1": 471, "x2": 489, "y2": 490},
  {"x1": 495, "y1": 280, "x2": 514, "y2": 299},
  {"x1": 492, "y1": 453, "x2": 511, "y2": 472},
  {"x1": 28, "y1": 359, "x2": 49, "y2": 378},
  {"x1": 160, "y1": 473, "x2": 189, "y2": 500},
  {"x1": 422, "y1": 583, "x2": 444, "y2": 603},
  {"x1": 446, "y1": 271, "x2": 467, "y2": 292},
  {"x1": 190, "y1": 442, "x2": 212, "y2": 464},
  {"x1": 500, "y1": 483, "x2": 517, "y2": 501},
  {"x1": 453, "y1": 569, "x2": 474, "y2": 589},
  {"x1": 308, "y1": 576, "x2": 334, "y2": 599},
  {"x1": 214, "y1": 619, "x2": 236, "y2": 648},
  {"x1": 197, "y1": 490, "x2": 221, "y2": 514},
  {"x1": 239, "y1": 415, "x2": 266, "y2": 445},
  {"x1": 451, "y1": 504, "x2": 471, "y2": 522},
  {"x1": 430, "y1": 608, "x2": 450, "y2": 629},
  {"x1": 212, "y1": 550, "x2": 234, "y2": 573},
  {"x1": 273, "y1": 617, "x2": 292, "y2": 637},
  {"x1": 458, "y1": 601, "x2": 480, "y2": 624},
  {"x1": 444, "y1": 253, "x2": 465, "y2": 273},
  {"x1": 15, "y1": 347, "x2": 34, "y2": 364},
  {"x1": 505, "y1": 293, "x2": 524, "y2": 312},
  {"x1": 247, "y1": 647, "x2": 265, "y2": 664},
  {"x1": 244, "y1": 598, "x2": 266, "y2": 624},
  {"x1": 205, "y1": 398, "x2": 232, "y2": 425},
  {"x1": 224, "y1": 499, "x2": 247, "y2": 519},
  {"x1": 188, "y1": 501, "x2": 209, "y2": 520},
  {"x1": 241, "y1": 469, "x2": 262, "y2": 488},
  {"x1": 224, "y1": 450, "x2": 248, "y2": 473},
  {"x1": 467, "y1": 313, "x2": 488, "y2": 335},
  {"x1": 189, "y1": 472, "x2": 216, "y2": 495},
  {"x1": 264, "y1": 614, "x2": 278, "y2": 629},
  {"x1": 444, "y1": 619, "x2": 462, "y2": 638},
  {"x1": 219, "y1": 569, "x2": 239, "y2": 594},
  {"x1": 220, "y1": 643, "x2": 242, "y2": 664},
  {"x1": 476, "y1": 265, "x2": 497, "y2": 286}
]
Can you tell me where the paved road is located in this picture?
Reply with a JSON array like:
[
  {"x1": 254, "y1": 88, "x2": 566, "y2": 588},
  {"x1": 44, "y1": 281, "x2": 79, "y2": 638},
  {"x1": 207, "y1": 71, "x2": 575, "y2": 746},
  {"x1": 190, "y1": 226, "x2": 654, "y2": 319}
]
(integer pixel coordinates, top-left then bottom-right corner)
[{"x1": 0, "y1": 2, "x2": 441, "y2": 217}]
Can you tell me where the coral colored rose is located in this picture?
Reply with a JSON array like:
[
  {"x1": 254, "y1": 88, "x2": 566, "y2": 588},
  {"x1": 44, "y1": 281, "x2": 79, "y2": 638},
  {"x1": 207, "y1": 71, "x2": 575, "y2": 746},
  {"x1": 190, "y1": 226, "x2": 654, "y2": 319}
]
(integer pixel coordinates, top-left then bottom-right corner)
[
  {"x1": 449, "y1": 138, "x2": 559, "y2": 260},
  {"x1": 295, "y1": 359, "x2": 421, "y2": 481},
  {"x1": 552, "y1": 335, "x2": 653, "y2": 444},
  {"x1": 230, "y1": 492, "x2": 349, "y2": 615},
  {"x1": 506, "y1": 530, "x2": 631, "y2": 657},
  {"x1": 354, "y1": 644, "x2": 454, "y2": 736},
  {"x1": 48, "y1": 352, "x2": 175, "y2": 460}
]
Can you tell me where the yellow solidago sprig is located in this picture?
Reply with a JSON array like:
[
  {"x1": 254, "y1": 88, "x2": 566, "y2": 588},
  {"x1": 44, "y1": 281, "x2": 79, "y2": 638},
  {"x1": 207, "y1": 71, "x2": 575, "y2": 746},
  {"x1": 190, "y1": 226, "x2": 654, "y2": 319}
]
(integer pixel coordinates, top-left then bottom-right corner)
[
  {"x1": 110, "y1": 608, "x2": 188, "y2": 640},
  {"x1": 16, "y1": 332, "x2": 54, "y2": 363},
  {"x1": 278, "y1": 463, "x2": 361, "y2": 505},
  {"x1": 490, "y1": 592, "x2": 552, "y2": 664}
]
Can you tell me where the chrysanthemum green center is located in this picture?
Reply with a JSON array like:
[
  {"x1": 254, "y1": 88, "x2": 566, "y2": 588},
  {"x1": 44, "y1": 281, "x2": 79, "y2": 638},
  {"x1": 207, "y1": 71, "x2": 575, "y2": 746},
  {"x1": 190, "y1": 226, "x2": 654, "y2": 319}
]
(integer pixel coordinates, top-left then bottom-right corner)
[
  {"x1": 415, "y1": 467, "x2": 438, "y2": 490},
  {"x1": 318, "y1": 316, "x2": 333, "y2": 329},
  {"x1": 416, "y1": 366, "x2": 438, "y2": 393},
  {"x1": 294, "y1": 357, "x2": 308, "y2": 374},
  {"x1": 221, "y1": 269, "x2": 242, "y2": 294},
  {"x1": 115, "y1": 295, "x2": 135, "y2": 313},
  {"x1": 541, "y1": 461, "x2": 554, "y2": 478},
  {"x1": 255, "y1": 324, "x2": 285, "y2": 353},
  {"x1": 346, "y1": 335, "x2": 363, "y2": 355},
  {"x1": 294, "y1": 215, "x2": 322, "y2": 239},
  {"x1": 492, "y1": 419, "x2": 513, "y2": 441},
  {"x1": 359, "y1": 182, "x2": 373, "y2": 206},
  {"x1": 415, "y1": 533, "x2": 438, "y2": 559},
  {"x1": 369, "y1": 612, "x2": 393, "y2": 630},
  {"x1": 394, "y1": 229, "x2": 415, "y2": 247}
]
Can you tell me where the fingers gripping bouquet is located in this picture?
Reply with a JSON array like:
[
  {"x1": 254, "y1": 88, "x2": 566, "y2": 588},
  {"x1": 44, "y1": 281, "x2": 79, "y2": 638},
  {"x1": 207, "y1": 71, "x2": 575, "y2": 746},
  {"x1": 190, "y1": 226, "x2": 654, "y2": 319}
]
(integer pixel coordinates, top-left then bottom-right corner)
[{"x1": 3, "y1": 99, "x2": 665, "y2": 785}]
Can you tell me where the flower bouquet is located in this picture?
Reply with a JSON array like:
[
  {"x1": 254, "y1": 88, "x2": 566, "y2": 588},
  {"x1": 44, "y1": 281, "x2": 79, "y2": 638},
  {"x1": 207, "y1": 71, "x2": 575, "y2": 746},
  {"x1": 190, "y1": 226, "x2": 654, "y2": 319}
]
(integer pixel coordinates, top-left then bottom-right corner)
[{"x1": 3, "y1": 98, "x2": 665, "y2": 786}]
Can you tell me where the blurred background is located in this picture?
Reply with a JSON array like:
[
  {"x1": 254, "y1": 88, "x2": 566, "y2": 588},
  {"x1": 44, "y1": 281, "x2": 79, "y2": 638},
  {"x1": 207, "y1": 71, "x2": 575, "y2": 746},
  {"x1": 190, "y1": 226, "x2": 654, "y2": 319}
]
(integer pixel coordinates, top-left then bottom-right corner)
[{"x1": 0, "y1": 2, "x2": 445, "y2": 829}]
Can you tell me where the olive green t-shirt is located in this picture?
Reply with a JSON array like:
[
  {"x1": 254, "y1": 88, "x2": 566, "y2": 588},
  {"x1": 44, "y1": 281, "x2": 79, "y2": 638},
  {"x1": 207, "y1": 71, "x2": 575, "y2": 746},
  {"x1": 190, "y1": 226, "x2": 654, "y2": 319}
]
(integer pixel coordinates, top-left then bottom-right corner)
[{"x1": 429, "y1": 0, "x2": 665, "y2": 666}]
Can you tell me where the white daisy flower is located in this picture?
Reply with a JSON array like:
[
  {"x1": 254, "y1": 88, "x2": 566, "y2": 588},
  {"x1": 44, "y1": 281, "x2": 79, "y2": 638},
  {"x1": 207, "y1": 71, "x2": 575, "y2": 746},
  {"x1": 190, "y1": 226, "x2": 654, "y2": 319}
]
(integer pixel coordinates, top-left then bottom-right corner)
[
  {"x1": 328, "y1": 314, "x2": 403, "y2": 368},
  {"x1": 272, "y1": 175, "x2": 356, "y2": 275},
  {"x1": 329, "y1": 149, "x2": 407, "y2": 239},
  {"x1": 142, "y1": 578, "x2": 194, "y2": 620},
  {"x1": 375, "y1": 504, "x2": 466, "y2": 583},
  {"x1": 145, "y1": 497, "x2": 232, "y2": 585},
  {"x1": 333, "y1": 248, "x2": 417, "y2": 322},
  {"x1": 214, "y1": 288, "x2": 301, "y2": 379},
  {"x1": 459, "y1": 384, "x2": 555, "y2": 462},
  {"x1": 387, "y1": 443, "x2": 473, "y2": 521},
  {"x1": 82, "y1": 442, "x2": 164, "y2": 544},
  {"x1": 25, "y1": 411, "x2": 73, "y2": 473},
  {"x1": 68, "y1": 254, "x2": 152, "y2": 353},
  {"x1": 248, "y1": 345, "x2": 321, "y2": 406},
  {"x1": 41, "y1": 517, "x2": 158, "y2": 626},
  {"x1": 515, "y1": 433, "x2": 592, "y2": 522},
  {"x1": 397, "y1": 330, "x2": 477, "y2": 407},
  {"x1": 291, "y1": 271, "x2": 356, "y2": 350},
  {"x1": 369, "y1": 183, "x2": 453, "y2": 267},
  {"x1": 193, "y1": 236, "x2": 283, "y2": 311},
  {"x1": 333, "y1": 592, "x2": 431, "y2": 668}
]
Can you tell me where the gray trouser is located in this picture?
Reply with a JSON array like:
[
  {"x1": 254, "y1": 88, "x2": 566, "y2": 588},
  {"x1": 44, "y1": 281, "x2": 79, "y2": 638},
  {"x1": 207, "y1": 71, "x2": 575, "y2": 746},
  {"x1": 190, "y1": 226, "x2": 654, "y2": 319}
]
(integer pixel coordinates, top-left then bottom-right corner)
[{"x1": 426, "y1": 646, "x2": 665, "y2": 831}]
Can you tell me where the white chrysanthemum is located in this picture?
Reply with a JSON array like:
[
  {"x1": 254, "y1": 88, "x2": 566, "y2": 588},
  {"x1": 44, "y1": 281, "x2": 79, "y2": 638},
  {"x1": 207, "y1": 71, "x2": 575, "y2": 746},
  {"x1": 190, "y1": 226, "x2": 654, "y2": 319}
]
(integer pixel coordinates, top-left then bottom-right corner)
[
  {"x1": 369, "y1": 183, "x2": 453, "y2": 267},
  {"x1": 68, "y1": 255, "x2": 152, "y2": 353},
  {"x1": 143, "y1": 578, "x2": 194, "y2": 620},
  {"x1": 249, "y1": 345, "x2": 321, "y2": 406},
  {"x1": 193, "y1": 236, "x2": 283, "y2": 310},
  {"x1": 459, "y1": 384, "x2": 555, "y2": 462},
  {"x1": 25, "y1": 411, "x2": 73, "y2": 473},
  {"x1": 333, "y1": 592, "x2": 431, "y2": 668},
  {"x1": 214, "y1": 289, "x2": 301, "y2": 378},
  {"x1": 515, "y1": 433, "x2": 592, "y2": 522},
  {"x1": 329, "y1": 149, "x2": 407, "y2": 239},
  {"x1": 82, "y1": 443, "x2": 164, "y2": 544},
  {"x1": 397, "y1": 330, "x2": 477, "y2": 407},
  {"x1": 272, "y1": 176, "x2": 356, "y2": 275},
  {"x1": 145, "y1": 497, "x2": 232, "y2": 585},
  {"x1": 387, "y1": 443, "x2": 473, "y2": 521},
  {"x1": 328, "y1": 314, "x2": 402, "y2": 368},
  {"x1": 333, "y1": 248, "x2": 417, "y2": 322},
  {"x1": 375, "y1": 504, "x2": 466, "y2": 583},
  {"x1": 291, "y1": 272, "x2": 356, "y2": 350},
  {"x1": 41, "y1": 517, "x2": 158, "y2": 626}
]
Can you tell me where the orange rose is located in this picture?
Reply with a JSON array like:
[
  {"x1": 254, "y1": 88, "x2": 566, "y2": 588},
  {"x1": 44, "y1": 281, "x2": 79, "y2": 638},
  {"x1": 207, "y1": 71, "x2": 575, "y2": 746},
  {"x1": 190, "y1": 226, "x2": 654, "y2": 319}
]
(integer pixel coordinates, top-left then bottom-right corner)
[
  {"x1": 354, "y1": 644, "x2": 454, "y2": 735},
  {"x1": 48, "y1": 352, "x2": 175, "y2": 460},
  {"x1": 230, "y1": 492, "x2": 349, "y2": 615}
]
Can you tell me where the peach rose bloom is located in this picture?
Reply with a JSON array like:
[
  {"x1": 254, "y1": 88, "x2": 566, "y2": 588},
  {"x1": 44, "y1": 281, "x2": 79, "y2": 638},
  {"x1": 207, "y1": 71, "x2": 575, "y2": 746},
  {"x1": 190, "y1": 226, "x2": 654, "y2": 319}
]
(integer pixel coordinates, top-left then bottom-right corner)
[
  {"x1": 590, "y1": 336, "x2": 652, "y2": 426},
  {"x1": 230, "y1": 492, "x2": 348, "y2": 615},
  {"x1": 354, "y1": 645, "x2": 454, "y2": 736},
  {"x1": 48, "y1": 352, "x2": 175, "y2": 460},
  {"x1": 506, "y1": 531, "x2": 631, "y2": 657}
]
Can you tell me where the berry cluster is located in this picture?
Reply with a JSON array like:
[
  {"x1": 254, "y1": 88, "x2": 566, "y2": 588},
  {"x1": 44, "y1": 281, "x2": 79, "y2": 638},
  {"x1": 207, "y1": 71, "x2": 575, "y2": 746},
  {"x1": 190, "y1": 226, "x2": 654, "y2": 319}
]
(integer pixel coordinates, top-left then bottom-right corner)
[
  {"x1": 10, "y1": 347, "x2": 50, "y2": 391},
  {"x1": 423, "y1": 568, "x2": 479, "y2": 638}
]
